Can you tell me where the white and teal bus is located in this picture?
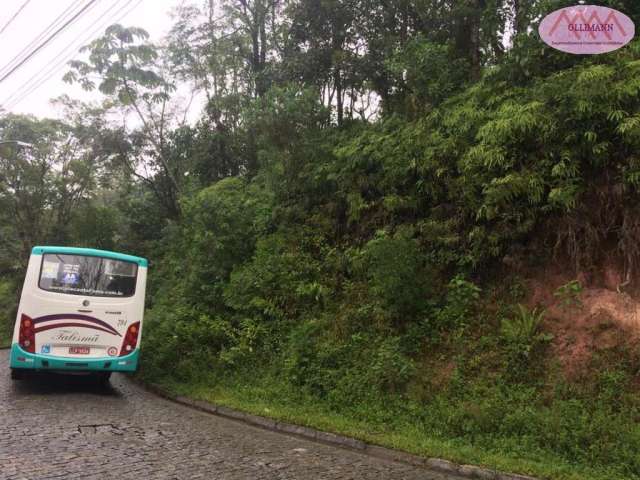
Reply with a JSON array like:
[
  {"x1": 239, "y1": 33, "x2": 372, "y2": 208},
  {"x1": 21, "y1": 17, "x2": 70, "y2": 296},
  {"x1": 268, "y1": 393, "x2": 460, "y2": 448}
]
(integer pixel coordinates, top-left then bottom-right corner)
[{"x1": 9, "y1": 246, "x2": 148, "y2": 382}]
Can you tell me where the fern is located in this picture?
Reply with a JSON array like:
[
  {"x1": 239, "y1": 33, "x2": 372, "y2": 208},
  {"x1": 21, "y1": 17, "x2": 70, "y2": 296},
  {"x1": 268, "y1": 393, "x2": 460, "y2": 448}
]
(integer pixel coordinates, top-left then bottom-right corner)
[
  {"x1": 500, "y1": 305, "x2": 553, "y2": 363},
  {"x1": 501, "y1": 304, "x2": 546, "y2": 344}
]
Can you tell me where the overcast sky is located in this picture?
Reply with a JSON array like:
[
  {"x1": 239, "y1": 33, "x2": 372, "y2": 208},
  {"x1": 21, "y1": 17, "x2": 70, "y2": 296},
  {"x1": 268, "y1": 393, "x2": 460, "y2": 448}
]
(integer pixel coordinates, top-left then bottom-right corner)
[{"x1": 0, "y1": 0, "x2": 184, "y2": 119}]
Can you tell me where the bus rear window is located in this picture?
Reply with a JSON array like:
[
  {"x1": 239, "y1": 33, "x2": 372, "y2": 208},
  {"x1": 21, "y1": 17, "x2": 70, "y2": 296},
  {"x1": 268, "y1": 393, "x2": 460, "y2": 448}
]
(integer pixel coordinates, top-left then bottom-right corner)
[{"x1": 39, "y1": 254, "x2": 138, "y2": 297}]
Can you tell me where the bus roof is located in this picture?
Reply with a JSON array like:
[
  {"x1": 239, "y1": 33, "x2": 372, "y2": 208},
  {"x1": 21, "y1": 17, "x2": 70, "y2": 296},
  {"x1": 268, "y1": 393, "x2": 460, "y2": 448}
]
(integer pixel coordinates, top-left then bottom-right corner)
[{"x1": 32, "y1": 246, "x2": 148, "y2": 267}]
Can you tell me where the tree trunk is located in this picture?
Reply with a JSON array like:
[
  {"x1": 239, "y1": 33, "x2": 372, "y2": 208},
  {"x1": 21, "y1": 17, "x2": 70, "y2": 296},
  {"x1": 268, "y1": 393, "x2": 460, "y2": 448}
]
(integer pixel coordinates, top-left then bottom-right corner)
[
  {"x1": 335, "y1": 67, "x2": 343, "y2": 126},
  {"x1": 513, "y1": 0, "x2": 525, "y2": 37},
  {"x1": 470, "y1": 0, "x2": 483, "y2": 81}
]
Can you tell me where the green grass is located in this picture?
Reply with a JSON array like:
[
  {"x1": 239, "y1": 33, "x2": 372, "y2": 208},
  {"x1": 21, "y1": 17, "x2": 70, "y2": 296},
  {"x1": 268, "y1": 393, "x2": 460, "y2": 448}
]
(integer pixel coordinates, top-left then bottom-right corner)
[
  {"x1": 0, "y1": 330, "x2": 11, "y2": 348},
  {"x1": 139, "y1": 290, "x2": 640, "y2": 480},
  {"x1": 0, "y1": 278, "x2": 16, "y2": 348},
  {"x1": 142, "y1": 370, "x2": 637, "y2": 480}
]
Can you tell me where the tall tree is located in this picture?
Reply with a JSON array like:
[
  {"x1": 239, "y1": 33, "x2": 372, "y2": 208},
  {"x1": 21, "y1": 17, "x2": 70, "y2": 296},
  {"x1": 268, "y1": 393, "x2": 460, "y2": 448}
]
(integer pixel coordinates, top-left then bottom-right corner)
[
  {"x1": 0, "y1": 115, "x2": 98, "y2": 265},
  {"x1": 64, "y1": 25, "x2": 185, "y2": 218}
]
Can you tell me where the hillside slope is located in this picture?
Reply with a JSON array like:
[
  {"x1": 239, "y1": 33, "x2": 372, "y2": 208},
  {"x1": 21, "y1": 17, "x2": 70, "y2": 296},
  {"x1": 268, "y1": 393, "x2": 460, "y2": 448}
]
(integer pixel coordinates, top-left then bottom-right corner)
[{"x1": 139, "y1": 43, "x2": 640, "y2": 480}]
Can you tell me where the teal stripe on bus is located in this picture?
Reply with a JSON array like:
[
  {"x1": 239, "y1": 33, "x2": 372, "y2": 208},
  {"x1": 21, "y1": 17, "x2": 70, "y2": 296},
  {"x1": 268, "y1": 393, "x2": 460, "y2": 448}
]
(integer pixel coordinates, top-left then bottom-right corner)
[
  {"x1": 31, "y1": 246, "x2": 148, "y2": 267},
  {"x1": 10, "y1": 343, "x2": 140, "y2": 372}
]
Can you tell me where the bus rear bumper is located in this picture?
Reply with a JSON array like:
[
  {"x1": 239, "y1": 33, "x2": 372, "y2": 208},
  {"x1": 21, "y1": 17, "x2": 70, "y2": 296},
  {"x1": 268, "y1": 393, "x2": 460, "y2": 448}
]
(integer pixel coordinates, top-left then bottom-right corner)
[{"x1": 9, "y1": 344, "x2": 140, "y2": 373}]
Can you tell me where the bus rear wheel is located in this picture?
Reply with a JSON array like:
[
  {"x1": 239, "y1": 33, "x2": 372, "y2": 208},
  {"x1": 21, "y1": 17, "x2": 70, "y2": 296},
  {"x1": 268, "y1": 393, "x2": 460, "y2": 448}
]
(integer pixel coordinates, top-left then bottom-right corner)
[{"x1": 96, "y1": 372, "x2": 112, "y2": 386}]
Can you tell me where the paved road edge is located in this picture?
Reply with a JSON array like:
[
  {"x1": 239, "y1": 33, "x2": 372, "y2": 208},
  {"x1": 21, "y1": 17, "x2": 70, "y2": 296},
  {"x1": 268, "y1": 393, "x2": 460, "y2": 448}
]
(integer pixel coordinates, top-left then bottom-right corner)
[{"x1": 138, "y1": 380, "x2": 538, "y2": 480}]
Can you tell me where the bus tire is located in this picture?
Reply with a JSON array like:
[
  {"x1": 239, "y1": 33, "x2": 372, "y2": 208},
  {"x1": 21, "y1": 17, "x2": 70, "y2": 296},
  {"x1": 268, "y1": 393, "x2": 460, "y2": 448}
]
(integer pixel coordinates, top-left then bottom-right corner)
[
  {"x1": 10, "y1": 368, "x2": 25, "y2": 380},
  {"x1": 96, "y1": 372, "x2": 111, "y2": 386}
]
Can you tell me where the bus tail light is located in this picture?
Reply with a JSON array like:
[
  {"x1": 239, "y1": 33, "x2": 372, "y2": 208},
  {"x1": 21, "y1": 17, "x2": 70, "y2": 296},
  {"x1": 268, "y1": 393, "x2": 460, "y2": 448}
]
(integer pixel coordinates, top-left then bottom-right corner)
[
  {"x1": 120, "y1": 322, "x2": 140, "y2": 356},
  {"x1": 19, "y1": 314, "x2": 36, "y2": 353}
]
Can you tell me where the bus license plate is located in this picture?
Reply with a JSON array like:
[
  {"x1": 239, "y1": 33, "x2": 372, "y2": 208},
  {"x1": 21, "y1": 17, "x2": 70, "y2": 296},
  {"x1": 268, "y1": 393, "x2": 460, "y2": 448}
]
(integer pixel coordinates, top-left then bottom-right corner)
[{"x1": 69, "y1": 346, "x2": 90, "y2": 354}]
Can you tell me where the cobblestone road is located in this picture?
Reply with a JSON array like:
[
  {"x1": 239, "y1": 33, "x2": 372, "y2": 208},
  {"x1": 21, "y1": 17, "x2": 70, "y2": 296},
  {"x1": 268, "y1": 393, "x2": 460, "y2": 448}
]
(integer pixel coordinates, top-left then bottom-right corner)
[{"x1": 0, "y1": 351, "x2": 464, "y2": 480}]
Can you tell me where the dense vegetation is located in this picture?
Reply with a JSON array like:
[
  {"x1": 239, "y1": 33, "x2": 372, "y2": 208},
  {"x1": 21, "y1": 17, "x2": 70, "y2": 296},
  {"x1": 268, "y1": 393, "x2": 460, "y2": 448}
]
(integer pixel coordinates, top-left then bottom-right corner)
[{"x1": 2, "y1": 1, "x2": 640, "y2": 478}]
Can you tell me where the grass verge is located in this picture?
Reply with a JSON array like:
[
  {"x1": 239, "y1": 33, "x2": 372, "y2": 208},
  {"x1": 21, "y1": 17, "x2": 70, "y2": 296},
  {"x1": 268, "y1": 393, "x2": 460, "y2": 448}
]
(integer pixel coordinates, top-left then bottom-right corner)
[{"x1": 142, "y1": 371, "x2": 636, "y2": 480}]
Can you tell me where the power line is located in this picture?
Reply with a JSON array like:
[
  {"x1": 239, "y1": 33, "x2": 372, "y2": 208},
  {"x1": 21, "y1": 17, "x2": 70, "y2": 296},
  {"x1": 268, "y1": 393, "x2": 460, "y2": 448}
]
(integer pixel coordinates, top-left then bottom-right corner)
[
  {"x1": 2, "y1": 0, "x2": 131, "y2": 109},
  {"x1": 0, "y1": 0, "x2": 84, "y2": 79},
  {"x1": 0, "y1": 0, "x2": 99, "y2": 85},
  {"x1": 4, "y1": 0, "x2": 142, "y2": 110},
  {"x1": 2, "y1": 0, "x2": 128, "y2": 106},
  {"x1": 0, "y1": 0, "x2": 86, "y2": 79},
  {"x1": 0, "y1": 0, "x2": 31, "y2": 38},
  {"x1": 4, "y1": 0, "x2": 144, "y2": 110}
]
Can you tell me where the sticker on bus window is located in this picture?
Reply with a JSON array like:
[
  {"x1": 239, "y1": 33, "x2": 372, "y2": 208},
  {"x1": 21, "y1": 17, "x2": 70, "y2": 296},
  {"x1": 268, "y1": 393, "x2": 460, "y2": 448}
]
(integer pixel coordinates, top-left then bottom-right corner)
[
  {"x1": 61, "y1": 264, "x2": 80, "y2": 285},
  {"x1": 41, "y1": 262, "x2": 59, "y2": 279},
  {"x1": 41, "y1": 344, "x2": 50, "y2": 354},
  {"x1": 62, "y1": 272, "x2": 79, "y2": 285}
]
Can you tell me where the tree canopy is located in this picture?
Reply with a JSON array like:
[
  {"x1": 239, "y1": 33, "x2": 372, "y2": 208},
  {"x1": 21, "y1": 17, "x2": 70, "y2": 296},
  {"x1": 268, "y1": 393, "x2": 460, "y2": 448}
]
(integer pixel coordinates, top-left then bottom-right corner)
[{"x1": 3, "y1": 2, "x2": 640, "y2": 478}]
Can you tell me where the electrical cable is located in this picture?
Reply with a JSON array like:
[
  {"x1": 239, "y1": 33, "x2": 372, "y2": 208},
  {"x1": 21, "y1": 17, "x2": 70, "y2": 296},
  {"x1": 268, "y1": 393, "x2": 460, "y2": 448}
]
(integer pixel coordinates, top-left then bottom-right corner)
[
  {"x1": 0, "y1": 0, "x2": 84, "y2": 79},
  {"x1": 0, "y1": 0, "x2": 99, "y2": 85},
  {"x1": 4, "y1": 0, "x2": 144, "y2": 109},
  {"x1": 2, "y1": 0, "x2": 130, "y2": 108},
  {"x1": 4, "y1": 0, "x2": 141, "y2": 109},
  {"x1": 0, "y1": 0, "x2": 31, "y2": 38}
]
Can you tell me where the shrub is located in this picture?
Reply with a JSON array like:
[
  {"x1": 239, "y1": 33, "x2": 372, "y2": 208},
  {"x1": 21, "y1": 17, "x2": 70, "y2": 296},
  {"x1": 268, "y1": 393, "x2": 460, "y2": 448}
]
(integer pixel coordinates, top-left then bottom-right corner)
[
  {"x1": 0, "y1": 279, "x2": 18, "y2": 345},
  {"x1": 224, "y1": 232, "x2": 324, "y2": 322},
  {"x1": 500, "y1": 304, "x2": 552, "y2": 374},
  {"x1": 553, "y1": 279, "x2": 583, "y2": 308},
  {"x1": 360, "y1": 230, "x2": 431, "y2": 320},
  {"x1": 432, "y1": 274, "x2": 481, "y2": 331},
  {"x1": 141, "y1": 306, "x2": 236, "y2": 381},
  {"x1": 179, "y1": 177, "x2": 273, "y2": 309}
]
